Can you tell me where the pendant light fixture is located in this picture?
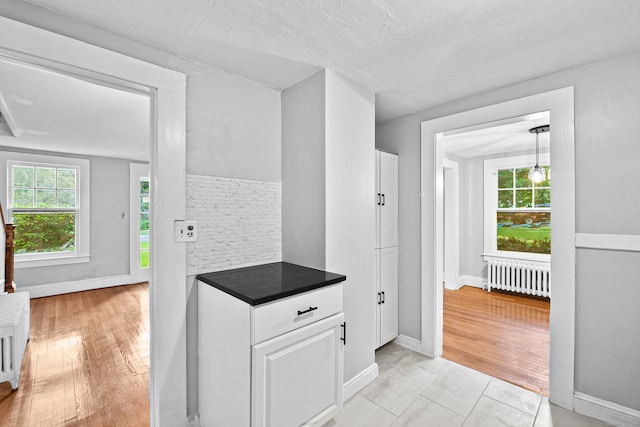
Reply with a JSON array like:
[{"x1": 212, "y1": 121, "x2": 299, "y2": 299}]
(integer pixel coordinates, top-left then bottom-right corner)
[{"x1": 528, "y1": 124, "x2": 549, "y2": 183}]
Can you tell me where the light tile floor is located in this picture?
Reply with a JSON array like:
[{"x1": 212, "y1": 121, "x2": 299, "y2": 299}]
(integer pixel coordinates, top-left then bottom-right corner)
[{"x1": 324, "y1": 342, "x2": 612, "y2": 427}]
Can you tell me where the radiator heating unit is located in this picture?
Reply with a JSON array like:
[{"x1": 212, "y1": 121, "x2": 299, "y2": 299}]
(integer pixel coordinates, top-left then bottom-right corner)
[
  {"x1": 0, "y1": 292, "x2": 30, "y2": 390},
  {"x1": 484, "y1": 256, "x2": 550, "y2": 298}
]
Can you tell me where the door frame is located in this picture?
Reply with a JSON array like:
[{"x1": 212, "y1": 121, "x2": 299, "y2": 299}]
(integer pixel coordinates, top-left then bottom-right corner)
[
  {"x1": 130, "y1": 162, "x2": 151, "y2": 283},
  {"x1": 442, "y1": 158, "x2": 459, "y2": 290},
  {"x1": 421, "y1": 87, "x2": 575, "y2": 409},
  {"x1": 1, "y1": 17, "x2": 187, "y2": 424}
]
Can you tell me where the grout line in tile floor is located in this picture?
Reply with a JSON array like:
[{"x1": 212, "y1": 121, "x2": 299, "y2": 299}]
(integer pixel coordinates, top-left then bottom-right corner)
[{"x1": 325, "y1": 342, "x2": 612, "y2": 427}]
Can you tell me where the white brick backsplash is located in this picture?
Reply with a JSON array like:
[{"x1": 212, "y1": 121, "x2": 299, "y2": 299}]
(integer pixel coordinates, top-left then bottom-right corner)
[{"x1": 186, "y1": 175, "x2": 282, "y2": 275}]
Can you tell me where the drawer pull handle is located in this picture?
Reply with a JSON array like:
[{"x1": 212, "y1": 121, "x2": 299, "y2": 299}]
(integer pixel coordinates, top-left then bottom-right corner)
[{"x1": 297, "y1": 306, "x2": 318, "y2": 316}]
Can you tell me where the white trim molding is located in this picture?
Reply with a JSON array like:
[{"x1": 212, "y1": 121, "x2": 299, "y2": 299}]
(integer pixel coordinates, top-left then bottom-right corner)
[
  {"x1": 575, "y1": 233, "x2": 640, "y2": 252},
  {"x1": 342, "y1": 363, "x2": 378, "y2": 402},
  {"x1": 394, "y1": 334, "x2": 424, "y2": 353},
  {"x1": 422, "y1": 86, "x2": 575, "y2": 410},
  {"x1": 19, "y1": 274, "x2": 138, "y2": 298},
  {"x1": 1, "y1": 16, "x2": 188, "y2": 424},
  {"x1": 574, "y1": 392, "x2": 640, "y2": 426}
]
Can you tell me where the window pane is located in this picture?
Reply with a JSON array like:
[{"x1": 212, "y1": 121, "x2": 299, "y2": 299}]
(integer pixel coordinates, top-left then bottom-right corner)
[
  {"x1": 12, "y1": 189, "x2": 34, "y2": 208},
  {"x1": 498, "y1": 190, "x2": 513, "y2": 208},
  {"x1": 140, "y1": 212, "x2": 149, "y2": 231},
  {"x1": 57, "y1": 190, "x2": 76, "y2": 208},
  {"x1": 36, "y1": 167, "x2": 57, "y2": 188},
  {"x1": 515, "y1": 189, "x2": 532, "y2": 208},
  {"x1": 36, "y1": 189, "x2": 57, "y2": 208},
  {"x1": 13, "y1": 166, "x2": 34, "y2": 188},
  {"x1": 496, "y1": 211, "x2": 551, "y2": 254},
  {"x1": 13, "y1": 212, "x2": 76, "y2": 254},
  {"x1": 515, "y1": 168, "x2": 531, "y2": 188},
  {"x1": 498, "y1": 169, "x2": 513, "y2": 189},
  {"x1": 535, "y1": 188, "x2": 551, "y2": 207},
  {"x1": 534, "y1": 166, "x2": 551, "y2": 187},
  {"x1": 140, "y1": 178, "x2": 150, "y2": 195},
  {"x1": 57, "y1": 168, "x2": 76, "y2": 189}
]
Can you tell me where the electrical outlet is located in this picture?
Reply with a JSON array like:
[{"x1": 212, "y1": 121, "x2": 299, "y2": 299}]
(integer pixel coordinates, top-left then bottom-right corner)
[{"x1": 174, "y1": 220, "x2": 198, "y2": 242}]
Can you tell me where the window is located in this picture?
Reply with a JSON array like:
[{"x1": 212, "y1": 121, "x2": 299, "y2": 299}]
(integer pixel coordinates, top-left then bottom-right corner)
[
  {"x1": 139, "y1": 177, "x2": 150, "y2": 269},
  {"x1": 496, "y1": 166, "x2": 550, "y2": 254},
  {"x1": 1, "y1": 152, "x2": 90, "y2": 268},
  {"x1": 484, "y1": 154, "x2": 550, "y2": 259}
]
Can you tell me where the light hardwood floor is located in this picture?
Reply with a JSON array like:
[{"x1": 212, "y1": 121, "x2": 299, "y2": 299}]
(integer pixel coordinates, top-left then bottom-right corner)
[
  {"x1": 442, "y1": 285, "x2": 550, "y2": 396},
  {"x1": 0, "y1": 283, "x2": 150, "y2": 426}
]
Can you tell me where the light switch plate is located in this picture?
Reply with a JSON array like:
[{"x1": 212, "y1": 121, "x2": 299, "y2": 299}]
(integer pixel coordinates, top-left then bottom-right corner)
[{"x1": 174, "y1": 220, "x2": 197, "y2": 242}]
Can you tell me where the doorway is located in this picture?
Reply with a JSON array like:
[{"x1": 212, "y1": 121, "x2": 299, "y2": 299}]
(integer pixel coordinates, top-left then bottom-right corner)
[
  {"x1": 2, "y1": 16, "x2": 187, "y2": 423},
  {"x1": 421, "y1": 87, "x2": 576, "y2": 409},
  {"x1": 438, "y1": 113, "x2": 551, "y2": 395}
]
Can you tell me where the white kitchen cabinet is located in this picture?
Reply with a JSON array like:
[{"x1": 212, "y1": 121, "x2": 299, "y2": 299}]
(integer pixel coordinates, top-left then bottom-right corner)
[
  {"x1": 252, "y1": 313, "x2": 344, "y2": 427},
  {"x1": 198, "y1": 278, "x2": 345, "y2": 427},
  {"x1": 374, "y1": 149, "x2": 399, "y2": 348},
  {"x1": 375, "y1": 150, "x2": 399, "y2": 249},
  {"x1": 375, "y1": 246, "x2": 399, "y2": 348}
]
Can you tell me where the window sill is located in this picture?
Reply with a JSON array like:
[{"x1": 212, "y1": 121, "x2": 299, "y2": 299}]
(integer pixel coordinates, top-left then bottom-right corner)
[
  {"x1": 15, "y1": 254, "x2": 91, "y2": 269},
  {"x1": 483, "y1": 252, "x2": 550, "y2": 265}
]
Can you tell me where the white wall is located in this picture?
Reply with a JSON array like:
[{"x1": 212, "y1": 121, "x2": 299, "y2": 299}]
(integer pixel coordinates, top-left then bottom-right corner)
[
  {"x1": 282, "y1": 70, "x2": 376, "y2": 387},
  {"x1": 183, "y1": 71, "x2": 282, "y2": 416},
  {"x1": 376, "y1": 51, "x2": 640, "y2": 413},
  {"x1": 325, "y1": 70, "x2": 376, "y2": 383},
  {"x1": 0, "y1": 4, "x2": 284, "y2": 420},
  {"x1": 281, "y1": 71, "x2": 326, "y2": 268},
  {"x1": 186, "y1": 71, "x2": 281, "y2": 182},
  {"x1": 458, "y1": 157, "x2": 485, "y2": 280}
]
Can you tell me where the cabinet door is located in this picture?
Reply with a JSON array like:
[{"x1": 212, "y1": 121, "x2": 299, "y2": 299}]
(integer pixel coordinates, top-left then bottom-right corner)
[
  {"x1": 374, "y1": 249, "x2": 381, "y2": 348},
  {"x1": 375, "y1": 150, "x2": 381, "y2": 249},
  {"x1": 380, "y1": 246, "x2": 398, "y2": 346},
  {"x1": 252, "y1": 313, "x2": 344, "y2": 427},
  {"x1": 379, "y1": 152, "x2": 398, "y2": 248}
]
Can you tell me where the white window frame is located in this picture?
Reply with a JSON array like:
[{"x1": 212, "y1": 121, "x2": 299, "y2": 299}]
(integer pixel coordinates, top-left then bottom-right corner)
[
  {"x1": 129, "y1": 162, "x2": 150, "y2": 283},
  {"x1": 483, "y1": 153, "x2": 550, "y2": 262},
  {"x1": 0, "y1": 151, "x2": 90, "y2": 268}
]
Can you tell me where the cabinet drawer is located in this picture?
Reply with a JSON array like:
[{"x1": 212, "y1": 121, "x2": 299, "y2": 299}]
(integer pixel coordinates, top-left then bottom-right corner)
[{"x1": 251, "y1": 284, "x2": 343, "y2": 344}]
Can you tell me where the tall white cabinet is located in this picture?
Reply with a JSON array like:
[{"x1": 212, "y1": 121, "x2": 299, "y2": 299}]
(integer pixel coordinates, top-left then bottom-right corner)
[{"x1": 374, "y1": 150, "x2": 399, "y2": 348}]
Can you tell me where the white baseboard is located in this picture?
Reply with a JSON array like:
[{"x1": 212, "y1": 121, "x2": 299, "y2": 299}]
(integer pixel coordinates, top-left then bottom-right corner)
[
  {"x1": 574, "y1": 392, "x2": 640, "y2": 426},
  {"x1": 343, "y1": 363, "x2": 378, "y2": 402},
  {"x1": 20, "y1": 274, "x2": 138, "y2": 298},
  {"x1": 394, "y1": 334, "x2": 423, "y2": 353},
  {"x1": 457, "y1": 275, "x2": 485, "y2": 289}
]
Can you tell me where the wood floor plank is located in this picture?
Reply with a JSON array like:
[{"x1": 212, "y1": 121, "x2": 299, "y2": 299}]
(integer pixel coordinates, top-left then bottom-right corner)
[
  {"x1": 0, "y1": 283, "x2": 150, "y2": 426},
  {"x1": 443, "y1": 285, "x2": 550, "y2": 395}
]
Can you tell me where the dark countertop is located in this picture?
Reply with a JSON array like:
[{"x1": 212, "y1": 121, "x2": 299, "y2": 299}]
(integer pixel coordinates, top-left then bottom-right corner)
[{"x1": 196, "y1": 262, "x2": 346, "y2": 306}]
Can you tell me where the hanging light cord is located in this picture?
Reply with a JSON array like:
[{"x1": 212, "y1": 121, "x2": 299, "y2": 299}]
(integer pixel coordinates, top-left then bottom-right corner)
[{"x1": 535, "y1": 130, "x2": 540, "y2": 168}]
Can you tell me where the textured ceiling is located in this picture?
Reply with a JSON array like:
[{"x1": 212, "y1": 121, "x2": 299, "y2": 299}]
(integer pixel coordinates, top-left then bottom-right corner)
[{"x1": 17, "y1": 0, "x2": 640, "y2": 122}]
